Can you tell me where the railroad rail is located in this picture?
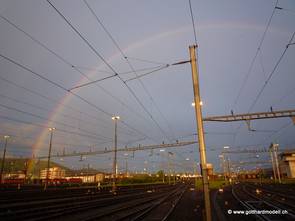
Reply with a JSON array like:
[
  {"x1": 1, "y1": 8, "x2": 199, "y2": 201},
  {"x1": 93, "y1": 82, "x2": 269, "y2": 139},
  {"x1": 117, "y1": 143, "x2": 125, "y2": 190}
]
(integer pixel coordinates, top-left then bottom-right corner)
[
  {"x1": 232, "y1": 183, "x2": 295, "y2": 221},
  {"x1": 0, "y1": 183, "x2": 186, "y2": 221}
]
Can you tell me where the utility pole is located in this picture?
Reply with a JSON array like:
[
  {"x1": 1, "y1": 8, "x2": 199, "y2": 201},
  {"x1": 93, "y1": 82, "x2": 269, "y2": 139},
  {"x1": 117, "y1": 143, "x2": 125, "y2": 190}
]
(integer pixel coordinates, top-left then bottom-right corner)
[
  {"x1": 44, "y1": 127, "x2": 55, "y2": 190},
  {"x1": 227, "y1": 156, "x2": 231, "y2": 183},
  {"x1": 168, "y1": 152, "x2": 173, "y2": 185},
  {"x1": 0, "y1": 135, "x2": 10, "y2": 184},
  {"x1": 269, "y1": 146, "x2": 277, "y2": 182},
  {"x1": 189, "y1": 45, "x2": 211, "y2": 221},
  {"x1": 112, "y1": 116, "x2": 120, "y2": 193},
  {"x1": 273, "y1": 143, "x2": 281, "y2": 183},
  {"x1": 124, "y1": 153, "x2": 128, "y2": 177},
  {"x1": 219, "y1": 154, "x2": 226, "y2": 182}
]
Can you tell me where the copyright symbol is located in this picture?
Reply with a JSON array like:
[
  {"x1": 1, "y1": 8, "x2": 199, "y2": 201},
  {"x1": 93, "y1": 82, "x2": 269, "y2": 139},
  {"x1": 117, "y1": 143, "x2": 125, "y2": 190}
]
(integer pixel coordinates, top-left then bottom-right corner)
[{"x1": 228, "y1": 209, "x2": 232, "y2": 214}]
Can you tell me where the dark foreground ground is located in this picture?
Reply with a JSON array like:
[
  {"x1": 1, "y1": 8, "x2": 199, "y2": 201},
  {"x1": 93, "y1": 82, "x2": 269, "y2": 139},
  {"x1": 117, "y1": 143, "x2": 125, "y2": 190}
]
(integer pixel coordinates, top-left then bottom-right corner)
[{"x1": 0, "y1": 181, "x2": 295, "y2": 221}]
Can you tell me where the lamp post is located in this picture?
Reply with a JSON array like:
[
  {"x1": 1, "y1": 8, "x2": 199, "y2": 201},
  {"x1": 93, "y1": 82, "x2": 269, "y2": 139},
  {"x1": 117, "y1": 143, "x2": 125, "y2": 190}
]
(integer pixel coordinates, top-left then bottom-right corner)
[
  {"x1": 0, "y1": 135, "x2": 10, "y2": 184},
  {"x1": 112, "y1": 116, "x2": 120, "y2": 193},
  {"x1": 44, "y1": 127, "x2": 55, "y2": 190}
]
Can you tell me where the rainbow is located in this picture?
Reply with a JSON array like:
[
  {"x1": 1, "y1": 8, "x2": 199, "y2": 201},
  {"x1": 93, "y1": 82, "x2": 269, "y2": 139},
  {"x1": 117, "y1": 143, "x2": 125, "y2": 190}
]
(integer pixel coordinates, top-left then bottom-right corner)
[{"x1": 27, "y1": 22, "x2": 286, "y2": 173}]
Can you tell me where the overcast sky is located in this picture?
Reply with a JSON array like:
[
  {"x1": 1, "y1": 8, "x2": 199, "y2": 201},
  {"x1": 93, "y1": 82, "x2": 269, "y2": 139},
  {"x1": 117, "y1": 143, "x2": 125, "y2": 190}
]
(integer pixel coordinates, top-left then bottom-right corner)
[{"x1": 0, "y1": 0, "x2": 294, "y2": 173}]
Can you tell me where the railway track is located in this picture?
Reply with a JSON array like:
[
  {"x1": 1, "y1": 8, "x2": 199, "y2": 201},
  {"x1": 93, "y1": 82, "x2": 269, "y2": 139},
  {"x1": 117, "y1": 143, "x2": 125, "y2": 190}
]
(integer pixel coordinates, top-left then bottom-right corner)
[
  {"x1": 0, "y1": 183, "x2": 169, "y2": 204},
  {"x1": 75, "y1": 184, "x2": 186, "y2": 221},
  {"x1": 244, "y1": 183, "x2": 295, "y2": 216},
  {"x1": 0, "y1": 183, "x2": 185, "y2": 221},
  {"x1": 232, "y1": 183, "x2": 295, "y2": 221}
]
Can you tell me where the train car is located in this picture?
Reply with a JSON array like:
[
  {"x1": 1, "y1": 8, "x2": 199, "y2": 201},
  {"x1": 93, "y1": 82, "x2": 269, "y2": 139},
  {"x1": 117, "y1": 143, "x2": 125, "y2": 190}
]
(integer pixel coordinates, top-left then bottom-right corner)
[
  {"x1": 68, "y1": 178, "x2": 83, "y2": 184},
  {"x1": 3, "y1": 179, "x2": 25, "y2": 185}
]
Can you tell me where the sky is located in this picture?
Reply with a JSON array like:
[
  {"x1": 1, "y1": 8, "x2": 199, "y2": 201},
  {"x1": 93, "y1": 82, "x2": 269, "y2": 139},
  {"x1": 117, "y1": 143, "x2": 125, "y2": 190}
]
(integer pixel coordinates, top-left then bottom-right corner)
[{"x1": 0, "y1": 0, "x2": 294, "y2": 174}]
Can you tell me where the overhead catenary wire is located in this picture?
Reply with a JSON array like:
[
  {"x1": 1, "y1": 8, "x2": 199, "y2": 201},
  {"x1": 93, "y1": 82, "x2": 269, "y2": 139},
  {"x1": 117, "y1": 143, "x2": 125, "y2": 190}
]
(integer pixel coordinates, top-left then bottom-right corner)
[
  {"x1": 24, "y1": 1, "x2": 164, "y2": 142},
  {"x1": 50, "y1": 0, "x2": 173, "y2": 142},
  {"x1": 70, "y1": 60, "x2": 189, "y2": 88},
  {"x1": 0, "y1": 14, "x2": 150, "y2": 137},
  {"x1": 0, "y1": 75, "x2": 112, "y2": 128},
  {"x1": 230, "y1": 1, "x2": 280, "y2": 146},
  {"x1": 0, "y1": 115, "x2": 105, "y2": 141},
  {"x1": 0, "y1": 93, "x2": 97, "y2": 129},
  {"x1": 248, "y1": 31, "x2": 295, "y2": 112},
  {"x1": 0, "y1": 132, "x2": 111, "y2": 151},
  {"x1": 0, "y1": 53, "x2": 112, "y2": 117},
  {"x1": 73, "y1": 64, "x2": 165, "y2": 75},
  {"x1": 83, "y1": 0, "x2": 174, "y2": 142},
  {"x1": 188, "y1": 0, "x2": 198, "y2": 45},
  {"x1": 233, "y1": 0, "x2": 279, "y2": 109},
  {"x1": 124, "y1": 56, "x2": 170, "y2": 66},
  {"x1": 0, "y1": 53, "x2": 153, "y2": 141},
  {"x1": 124, "y1": 65, "x2": 170, "y2": 82},
  {"x1": 69, "y1": 64, "x2": 170, "y2": 89},
  {"x1": 0, "y1": 102, "x2": 112, "y2": 141}
]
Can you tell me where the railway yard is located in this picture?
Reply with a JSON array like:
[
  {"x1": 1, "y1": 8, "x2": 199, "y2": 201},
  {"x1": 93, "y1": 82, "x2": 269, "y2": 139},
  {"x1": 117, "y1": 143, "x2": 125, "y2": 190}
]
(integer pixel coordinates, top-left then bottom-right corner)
[{"x1": 0, "y1": 180, "x2": 294, "y2": 221}]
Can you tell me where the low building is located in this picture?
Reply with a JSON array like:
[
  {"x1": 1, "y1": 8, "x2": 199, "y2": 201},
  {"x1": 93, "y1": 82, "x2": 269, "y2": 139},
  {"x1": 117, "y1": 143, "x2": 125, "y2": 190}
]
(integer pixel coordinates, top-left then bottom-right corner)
[
  {"x1": 66, "y1": 173, "x2": 104, "y2": 183},
  {"x1": 40, "y1": 167, "x2": 66, "y2": 179},
  {"x1": 207, "y1": 163, "x2": 214, "y2": 176},
  {"x1": 279, "y1": 151, "x2": 295, "y2": 178}
]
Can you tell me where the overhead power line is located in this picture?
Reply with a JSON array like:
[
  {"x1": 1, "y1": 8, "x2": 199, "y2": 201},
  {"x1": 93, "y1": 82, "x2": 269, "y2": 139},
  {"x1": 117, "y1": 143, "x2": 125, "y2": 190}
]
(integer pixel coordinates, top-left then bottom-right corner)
[
  {"x1": 83, "y1": 0, "x2": 174, "y2": 142},
  {"x1": 0, "y1": 102, "x2": 111, "y2": 141},
  {"x1": 125, "y1": 56, "x2": 169, "y2": 66},
  {"x1": 0, "y1": 14, "x2": 154, "y2": 135},
  {"x1": 248, "y1": 31, "x2": 295, "y2": 112},
  {"x1": 230, "y1": 1, "x2": 280, "y2": 146},
  {"x1": 0, "y1": 115, "x2": 105, "y2": 141},
  {"x1": 188, "y1": 0, "x2": 198, "y2": 45},
  {"x1": 1, "y1": 54, "x2": 153, "y2": 141},
  {"x1": 46, "y1": 0, "x2": 118, "y2": 76},
  {"x1": 0, "y1": 75, "x2": 110, "y2": 128},
  {"x1": 70, "y1": 64, "x2": 170, "y2": 90},
  {"x1": 0, "y1": 53, "x2": 112, "y2": 117},
  {"x1": 47, "y1": 0, "x2": 172, "y2": 142},
  {"x1": 0, "y1": 93, "x2": 98, "y2": 129},
  {"x1": 70, "y1": 59, "x2": 190, "y2": 88},
  {"x1": 233, "y1": 0, "x2": 279, "y2": 109}
]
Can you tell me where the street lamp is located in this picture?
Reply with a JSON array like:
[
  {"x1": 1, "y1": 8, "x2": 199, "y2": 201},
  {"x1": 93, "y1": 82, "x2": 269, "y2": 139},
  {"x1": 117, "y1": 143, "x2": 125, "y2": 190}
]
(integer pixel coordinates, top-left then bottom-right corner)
[
  {"x1": 0, "y1": 135, "x2": 10, "y2": 184},
  {"x1": 191, "y1": 101, "x2": 203, "y2": 107},
  {"x1": 112, "y1": 116, "x2": 120, "y2": 193},
  {"x1": 44, "y1": 127, "x2": 55, "y2": 190}
]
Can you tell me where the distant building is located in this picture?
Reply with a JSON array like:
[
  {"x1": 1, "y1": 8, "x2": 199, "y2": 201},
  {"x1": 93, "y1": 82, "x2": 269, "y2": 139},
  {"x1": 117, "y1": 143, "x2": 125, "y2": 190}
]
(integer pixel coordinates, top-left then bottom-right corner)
[
  {"x1": 207, "y1": 163, "x2": 214, "y2": 176},
  {"x1": 279, "y1": 151, "x2": 295, "y2": 178},
  {"x1": 66, "y1": 173, "x2": 104, "y2": 183},
  {"x1": 40, "y1": 167, "x2": 65, "y2": 179}
]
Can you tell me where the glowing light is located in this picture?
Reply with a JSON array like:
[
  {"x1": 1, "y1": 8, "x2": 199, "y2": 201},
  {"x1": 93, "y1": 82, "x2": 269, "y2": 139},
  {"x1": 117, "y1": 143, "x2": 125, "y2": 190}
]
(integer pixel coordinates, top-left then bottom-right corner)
[
  {"x1": 191, "y1": 101, "x2": 203, "y2": 106},
  {"x1": 112, "y1": 116, "x2": 120, "y2": 120}
]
